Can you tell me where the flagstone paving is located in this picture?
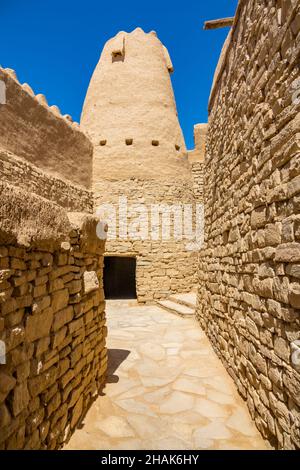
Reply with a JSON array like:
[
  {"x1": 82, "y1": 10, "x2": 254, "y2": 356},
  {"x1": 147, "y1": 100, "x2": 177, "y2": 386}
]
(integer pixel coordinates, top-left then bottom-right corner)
[{"x1": 64, "y1": 300, "x2": 269, "y2": 450}]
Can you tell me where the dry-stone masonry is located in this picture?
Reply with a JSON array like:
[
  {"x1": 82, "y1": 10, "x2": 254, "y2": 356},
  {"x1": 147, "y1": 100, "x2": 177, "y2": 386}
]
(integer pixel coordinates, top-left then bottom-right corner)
[
  {"x1": 196, "y1": 0, "x2": 300, "y2": 450},
  {"x1": 0, "y1": 213, "x2": 107, "y2": 450}
]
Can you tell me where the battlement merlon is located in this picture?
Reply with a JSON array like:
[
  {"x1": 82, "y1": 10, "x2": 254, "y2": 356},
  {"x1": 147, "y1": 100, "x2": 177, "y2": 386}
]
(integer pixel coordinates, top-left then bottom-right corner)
[{"x1": 188, "y1": 123, "x2": 208, "y2": 164}]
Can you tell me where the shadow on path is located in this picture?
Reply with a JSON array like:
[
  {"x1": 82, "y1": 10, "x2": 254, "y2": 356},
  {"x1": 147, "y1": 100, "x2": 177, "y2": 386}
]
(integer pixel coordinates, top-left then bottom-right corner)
[
  {"x1": 76, "y1": 348, "x2": 131, "y2": 431},
  {"x1": 106, "y1": 348, "x2": 131, "y2": 384}
]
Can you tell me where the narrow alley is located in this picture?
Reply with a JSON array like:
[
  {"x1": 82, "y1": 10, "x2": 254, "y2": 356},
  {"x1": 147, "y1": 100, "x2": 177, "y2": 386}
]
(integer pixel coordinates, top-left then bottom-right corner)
[{"x1": 65, "y1": 301, "x2": 268, "y2": 450}]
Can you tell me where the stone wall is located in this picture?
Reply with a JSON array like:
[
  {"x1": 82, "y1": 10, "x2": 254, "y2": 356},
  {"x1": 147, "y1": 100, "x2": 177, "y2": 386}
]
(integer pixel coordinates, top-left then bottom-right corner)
[
  {"x1": 0, "y1": 68, "x2": 93, "y2": 189},
  {"x1": 190, "y1": 162, "x2": 204, "y2": 201},
  {"x1": 0, "y1": 196, "x2": 107, "y2": 449},
  {"x1": 81, "y1": 28, "x2": 187, "y2": 173},
  {"x1": 196, "y1": 0, "x2": 300, "y2": 450},
  {"x1": 95, "y1": 178, "x2": 198, "y2": 303}
]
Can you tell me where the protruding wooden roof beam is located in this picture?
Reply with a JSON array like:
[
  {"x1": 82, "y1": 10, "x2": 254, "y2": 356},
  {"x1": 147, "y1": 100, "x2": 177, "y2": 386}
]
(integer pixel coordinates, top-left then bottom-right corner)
[{"x1": 203, "y1": 17, "x2": 235, "y2": 30}]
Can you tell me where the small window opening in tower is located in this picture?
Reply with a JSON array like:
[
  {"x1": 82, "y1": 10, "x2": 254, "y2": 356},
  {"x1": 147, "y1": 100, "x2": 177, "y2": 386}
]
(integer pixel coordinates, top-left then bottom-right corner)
[
  {"x1": 175, "y1": 144, "x2": 180, "y2": 151},
  {"x1": 152, "y1": 140, "x2": 159, "y2": 146},
  {"x1": 112, "y1": 51, "x2": 124, "y2": 63},
  {"x1": 99, "y1": 139, "x2": 107, "y2": 146},
  {"x1": 125, "y1": 138, "x2": 133, "y2": 146}
]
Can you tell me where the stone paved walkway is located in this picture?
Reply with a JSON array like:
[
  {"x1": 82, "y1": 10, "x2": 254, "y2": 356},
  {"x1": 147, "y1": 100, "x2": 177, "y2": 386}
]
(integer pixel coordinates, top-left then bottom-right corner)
[{"x1": 65, "y1": 301, "x2": 268, "y2": 450}]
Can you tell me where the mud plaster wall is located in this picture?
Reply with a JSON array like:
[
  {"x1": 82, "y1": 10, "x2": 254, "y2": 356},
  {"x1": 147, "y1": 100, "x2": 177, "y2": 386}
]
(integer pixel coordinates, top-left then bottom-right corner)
[
  {"x1": 196, "y1": 0, "x2": 300, "y2": 449},
  {"x1": 188, "y1": 124, "x2": 207, "y2": 203},
  {"x1": 0, "y1": 68, "x2": 93, "y2": 189}
]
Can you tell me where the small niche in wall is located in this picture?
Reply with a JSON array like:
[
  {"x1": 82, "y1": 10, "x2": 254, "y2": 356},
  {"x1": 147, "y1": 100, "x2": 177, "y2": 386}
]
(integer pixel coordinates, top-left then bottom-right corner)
[
  {"x1": 112, "y1": 51, "x2": 125, "y2": 63},
  {"x1": 112, "y1": 36, "x2": 125, "y2": 63},
  {"x1": 152, "y1": 140, "x2": 159, "y2": 146},
  {"x1": 125, "y1": 138, "x2": 133, "y2": 146},
  {"x1": 175, "y1": 144, "x2": 180, "y2": 151},
  {"x1": 99, "y1": 139, "x2": 107, "y2": 146},
  {"x1": 222, "y1": 230, "x2": 229, "y2": 244}
]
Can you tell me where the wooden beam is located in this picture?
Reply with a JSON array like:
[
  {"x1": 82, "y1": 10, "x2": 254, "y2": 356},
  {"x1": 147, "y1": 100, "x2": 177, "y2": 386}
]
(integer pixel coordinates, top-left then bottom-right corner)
[{"x1": 203, "y1": 17, "x2": 234, "y2": 30}]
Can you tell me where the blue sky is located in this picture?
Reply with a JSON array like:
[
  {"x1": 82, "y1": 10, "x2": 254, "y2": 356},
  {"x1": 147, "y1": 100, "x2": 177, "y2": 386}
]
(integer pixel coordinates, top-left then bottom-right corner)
[{"x1": 1, "y1": 0, "x2": 237, "y2": 149}]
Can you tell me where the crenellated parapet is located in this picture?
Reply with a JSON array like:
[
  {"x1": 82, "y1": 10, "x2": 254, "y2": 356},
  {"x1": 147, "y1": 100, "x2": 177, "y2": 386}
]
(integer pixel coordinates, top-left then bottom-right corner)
[
  {"x1": 0, "y1": 67, "x2": 92, "y2": 188},
  {"x1": 2, "y1": 68, "x2": 79, "y2": 127}
]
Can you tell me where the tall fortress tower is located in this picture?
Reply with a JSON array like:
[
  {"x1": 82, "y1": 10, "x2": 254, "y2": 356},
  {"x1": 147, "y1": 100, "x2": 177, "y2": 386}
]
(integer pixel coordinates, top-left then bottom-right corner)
[{"x1": 81, "y1": 28, "x2": 198, "y2": 302}]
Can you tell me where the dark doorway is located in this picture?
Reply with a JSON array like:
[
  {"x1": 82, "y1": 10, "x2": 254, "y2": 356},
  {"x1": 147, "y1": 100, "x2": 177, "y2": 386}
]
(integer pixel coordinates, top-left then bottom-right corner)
[{"x1": 104, "y1": 256, "x2": 137, "y2": 299}]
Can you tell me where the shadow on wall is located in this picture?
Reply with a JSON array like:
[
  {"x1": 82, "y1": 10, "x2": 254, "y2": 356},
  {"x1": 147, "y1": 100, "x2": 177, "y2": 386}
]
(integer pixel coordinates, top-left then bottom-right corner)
[{"x1": 106, "y1": 349, "x2": 131, "y2": 384}]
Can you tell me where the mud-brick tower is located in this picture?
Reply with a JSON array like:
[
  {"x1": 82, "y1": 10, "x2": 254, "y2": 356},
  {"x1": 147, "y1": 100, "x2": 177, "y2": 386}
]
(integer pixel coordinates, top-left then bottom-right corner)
[{"x1": 81, "y1": 28, "x2": 198, "y2": 303}]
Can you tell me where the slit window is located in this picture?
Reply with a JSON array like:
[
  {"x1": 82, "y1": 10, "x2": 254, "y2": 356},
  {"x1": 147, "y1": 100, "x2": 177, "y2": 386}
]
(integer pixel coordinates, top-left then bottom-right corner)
[{"x1": 112, "y1": 51, "x2": 124, "y2": 63}]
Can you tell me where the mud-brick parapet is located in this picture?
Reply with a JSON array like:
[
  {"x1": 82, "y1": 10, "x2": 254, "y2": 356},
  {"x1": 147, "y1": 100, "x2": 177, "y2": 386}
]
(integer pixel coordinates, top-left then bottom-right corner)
[
  {"x1": 188, "y1": 124, "x2": 207, "y2": 164},
  {"x1": 0, "y1": 68, "x2": 93, "y2": 189},
  {"x1": 0, "y1": 186, "x2": 107, "y2": 449}
]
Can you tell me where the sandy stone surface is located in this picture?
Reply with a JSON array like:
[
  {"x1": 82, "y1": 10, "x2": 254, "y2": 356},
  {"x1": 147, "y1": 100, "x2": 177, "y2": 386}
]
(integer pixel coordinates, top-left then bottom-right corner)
[
  {"x1": 64, "y1": 301, "x2": 269, "y2": 450},
  {"x1": 81, "y1": 28, "x2": 189, "y2": 182}
]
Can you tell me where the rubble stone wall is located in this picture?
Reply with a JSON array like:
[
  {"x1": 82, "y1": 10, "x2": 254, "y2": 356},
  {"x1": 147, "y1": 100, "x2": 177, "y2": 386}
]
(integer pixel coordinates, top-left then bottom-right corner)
[
  {"x1": 0, "y1": 194, "x2": 107, "y2": 449},
  {"x1": 196, "y1": 0, "x2": 300, "y2": 449},
  {"x1": 191, "y1": 162, "x2": 204, "y2": 201}
]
